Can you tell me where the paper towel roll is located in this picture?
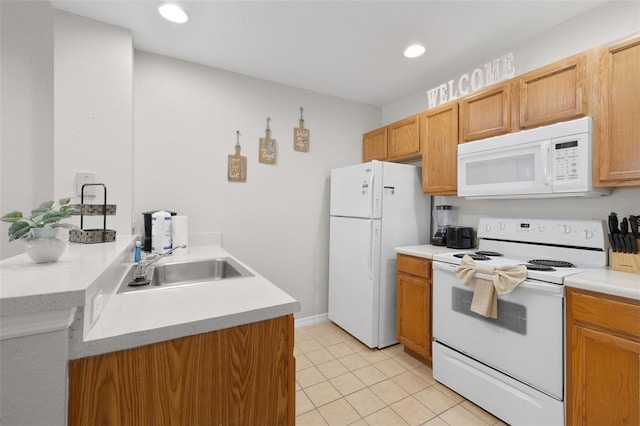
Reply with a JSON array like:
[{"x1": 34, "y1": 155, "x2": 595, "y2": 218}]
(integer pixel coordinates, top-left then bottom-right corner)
[{"x1": 172, "y1": 215, "x2": 189, "y2": 247}]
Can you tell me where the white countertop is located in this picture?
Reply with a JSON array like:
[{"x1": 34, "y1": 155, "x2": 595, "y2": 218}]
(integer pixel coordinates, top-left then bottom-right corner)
[
  {"x1": 71, "y1": 245, "x2": 300, "y2": 357},
  {"x1": 565, "y1": 268, "x2": 640, "y2": 301},
  {"x1": 395, "y1": 244, "x2": 472, "y2": 259},
  {"x1": 0, "y1": 237, "x2": 134, "y2": 315},
  {"x1": 397, "y1": 245, "x2": 639, "y2": 300},
  {"x1": 1, "y1": 238, "x2": 300, "y2": 358}
]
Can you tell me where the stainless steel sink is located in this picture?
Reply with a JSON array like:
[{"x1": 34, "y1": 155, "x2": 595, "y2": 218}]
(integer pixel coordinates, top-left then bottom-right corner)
[{"x1": 117, "y1": 257, "x2": 254, "y2": 294}]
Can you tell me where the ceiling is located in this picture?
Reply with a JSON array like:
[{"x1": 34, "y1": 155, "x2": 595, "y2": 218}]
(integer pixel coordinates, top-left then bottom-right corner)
[{"x1": 50, "y1": 0, "x2": 609, "y2": 107}]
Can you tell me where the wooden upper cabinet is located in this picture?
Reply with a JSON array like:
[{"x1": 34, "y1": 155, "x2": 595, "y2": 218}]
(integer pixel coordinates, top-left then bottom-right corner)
[
  {"x1": 421, "y1": 102, "x2": 458, "y2": 195},
  {"x1": 362, "y1": 127, "x2": 387, "y2": 162},
  {"x1": 459, "y1": 82, "x2": 512, "y2": 142},
  {"x1": 518, "y1": 52, "x2": 588, "y2": 129},
  {"x1": 597, "y1": 34, "x2": 640, "y2": 187},
  {"x1": 387, "y1": 115, "x2": 420, "y2": 160}
]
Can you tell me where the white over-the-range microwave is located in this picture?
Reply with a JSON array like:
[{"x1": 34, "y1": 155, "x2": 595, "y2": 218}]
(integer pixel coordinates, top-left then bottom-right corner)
[{"x1": 457, "y1": 117, "x2": 611, "y2": 199}]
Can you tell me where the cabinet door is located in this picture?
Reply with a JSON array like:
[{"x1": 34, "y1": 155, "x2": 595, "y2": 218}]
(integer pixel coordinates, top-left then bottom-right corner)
[
  {"x1": 566, "y1": 288, "x2": 640, "y2": 426},
  {"x1": 388, "y1": 115, "x2": 420, "y2": 160},
  {"x1": 397, "y1": 273, "x2": 431, "y2": 360},
  {"x1": 518, "y1": 53, "x2": 587, "y2": 129},
  {"x1": 459, "y1": 83, "x2": 511, "y2": 142},
  {"x1": 421, "y1": 102, "x2": 459, "y2": 195},
  {"x1": 68, "y1": 316, "x2": 294, "y2": 426},
  {"x1": 568, "y1": 326, "x2": 639, "y2": 426},
  {"x1": 597, "y1": 35, "x2": 640, "y2": 186},
  {"x1": 363, "y1": 127, "x2": 387, "y2": 162}
]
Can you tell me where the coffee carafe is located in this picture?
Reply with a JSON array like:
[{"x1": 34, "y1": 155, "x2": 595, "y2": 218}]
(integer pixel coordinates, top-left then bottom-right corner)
[{"x1": 432, "y1": 205, "x2": 453, "y2": 246}]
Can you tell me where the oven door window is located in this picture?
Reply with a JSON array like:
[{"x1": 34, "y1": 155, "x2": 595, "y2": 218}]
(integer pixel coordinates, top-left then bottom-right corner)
[{"x1": 452, "y1": 287, "x2": 527, "y2": 335}]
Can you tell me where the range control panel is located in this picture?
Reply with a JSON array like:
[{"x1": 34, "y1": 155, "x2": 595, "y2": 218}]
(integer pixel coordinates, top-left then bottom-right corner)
[{"x1": 478, "y1": 217, "x2": 607, "y2": 249}]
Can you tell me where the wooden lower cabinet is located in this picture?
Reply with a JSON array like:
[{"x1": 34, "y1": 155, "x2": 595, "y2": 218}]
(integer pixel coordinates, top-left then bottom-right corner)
[
  {"x1": 68, "y1": 315, "x2": 295, "y2": 426},
  {"x1": 566, "y1": 287, "x2": 640, "y2": 426},
  {"x1": 397, "y1": 254, "x2": 432, "y2": 361}
]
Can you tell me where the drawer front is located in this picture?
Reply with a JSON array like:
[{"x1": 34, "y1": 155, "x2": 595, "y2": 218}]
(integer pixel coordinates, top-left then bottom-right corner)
[
  {"x1": 569, "y1": 288, "x2": 640, "y2": 338},
  {"x1": 397, "y1": 254, "x2": 432, "y2": 279}
]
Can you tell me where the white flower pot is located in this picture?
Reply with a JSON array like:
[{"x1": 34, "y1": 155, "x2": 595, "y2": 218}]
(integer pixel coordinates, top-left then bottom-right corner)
[{"x1": 25, "y1": 228, "x2": 67, "y2": 264}]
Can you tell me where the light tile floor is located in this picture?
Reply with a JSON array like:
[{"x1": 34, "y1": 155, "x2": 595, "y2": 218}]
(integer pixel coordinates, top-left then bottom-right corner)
[{"x1": 295, "y1": 322, "x2": 509, "y2": 426}]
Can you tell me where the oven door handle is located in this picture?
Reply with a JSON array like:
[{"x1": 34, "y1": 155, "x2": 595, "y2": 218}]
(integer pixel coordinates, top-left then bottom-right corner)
[
  {"x1": 433, "y1": 261, "x2": 564, "y2": 297},
  {"x1": 433, "y1": 261, "x2": 459, "y2": 273}
]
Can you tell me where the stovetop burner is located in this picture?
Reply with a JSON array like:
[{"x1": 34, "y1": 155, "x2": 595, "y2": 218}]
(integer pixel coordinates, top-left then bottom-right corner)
[
  {"x1": 475, "y1": 251, "x2": 503, "y2": 257},
  {"x1": 528, "y1": 259, "x2": 575, "y2": 268},
  {"x1": 454, "y1": 253, "x2": 490, "y2": 261},
  {"x1": 524, "y1": 264, "x2": 556, "y2": 271}
]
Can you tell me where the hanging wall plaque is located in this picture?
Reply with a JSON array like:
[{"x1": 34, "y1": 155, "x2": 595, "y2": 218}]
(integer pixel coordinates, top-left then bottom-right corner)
[
  {"x1": 228, "y1": 131, "x2": 247, "y2": 182},
  {"x1": 259, "y1": 117, "x2": 277, "y2": 164},
  {"x1": 294, "y1": 107, "x2": 310, "y2": 152}
]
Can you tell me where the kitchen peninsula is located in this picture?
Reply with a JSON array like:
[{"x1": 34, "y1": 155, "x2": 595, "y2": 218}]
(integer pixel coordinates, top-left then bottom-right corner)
[{"x1": 0, "y1": 238, "x2": 300, "y2": 425}]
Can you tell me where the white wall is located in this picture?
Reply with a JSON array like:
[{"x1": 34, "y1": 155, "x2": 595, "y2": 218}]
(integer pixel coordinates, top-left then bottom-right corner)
[
  {"x1": 382, "y1": 1, "x2": 640, "y2": 124},
  {"x1": 381, "y1": 0, "x2": 640, "y2": 231},
  {"x1": 53, "y1": 11, "x2": 134, "y2": 236},
  {"x1": 0, "y1": 0, "x2": 54, "y2": 260},
  {"x1": 134, "y1": 52, "x2": 380, "y2": 318}
]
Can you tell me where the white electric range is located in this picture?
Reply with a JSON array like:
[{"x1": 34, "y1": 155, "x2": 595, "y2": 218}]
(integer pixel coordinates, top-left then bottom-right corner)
[{"x1": 431, "y1": 217, "x2": 608, "y2": 426}]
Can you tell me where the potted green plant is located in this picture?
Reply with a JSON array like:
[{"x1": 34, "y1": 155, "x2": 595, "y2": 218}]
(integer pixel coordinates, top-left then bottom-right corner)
[{"x1": 1, "y1": 198, "x2": 76, "y2": 263}]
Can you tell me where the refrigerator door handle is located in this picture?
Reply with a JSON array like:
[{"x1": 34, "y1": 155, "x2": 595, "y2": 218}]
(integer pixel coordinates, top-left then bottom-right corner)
[
  {"x1": 368, "y1": 220, "x2": 373, "y2": 280},
  {"x1": 369, "y1": 173, "x2": 376, "y2": 215}
]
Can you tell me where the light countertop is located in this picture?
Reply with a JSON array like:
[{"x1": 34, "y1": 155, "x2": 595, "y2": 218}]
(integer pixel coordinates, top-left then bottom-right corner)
[
  {"x1": 1, "y1": 236, "x2": 134, "y2": 315},
  {"x1": 565, "y1": 268, "x2": 640, "y2": 301},
  {"x1": 396, "y1": 244, "x2": 639, "y2": 301},
  {"x1": 395, "y1": 244, "x2": 472, "y2": 259},
  {"x1": 1, "y1": 238, "x2": 300, "y2": 358},
  {"x1": 70, "y1": 245, "x2": 300, "y2": 358}
]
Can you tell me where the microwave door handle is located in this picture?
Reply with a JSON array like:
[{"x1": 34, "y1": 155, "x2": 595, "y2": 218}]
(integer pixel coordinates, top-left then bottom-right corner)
[{"x1": 542, "y1": 142, "x2": 552, "y2": 185}]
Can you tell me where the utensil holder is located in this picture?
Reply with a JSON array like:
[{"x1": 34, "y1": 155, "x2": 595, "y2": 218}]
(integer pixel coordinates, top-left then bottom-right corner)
[
  {"x1": 611, "y1": 240, "x2": 640, "y2": 274},
  {"x1": 69, "y1": 183, "x2": 117, "y2": 244}
]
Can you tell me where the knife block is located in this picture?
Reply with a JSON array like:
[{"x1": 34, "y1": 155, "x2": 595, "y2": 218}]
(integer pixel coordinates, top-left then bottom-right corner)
[{"x1": 611, "y1": 240, "x2": 640, "y2": 274}]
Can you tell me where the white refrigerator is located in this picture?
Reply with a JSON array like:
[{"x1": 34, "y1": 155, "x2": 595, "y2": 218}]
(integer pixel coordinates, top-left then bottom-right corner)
[{"x1": 328, "y1": 160, "x2": 430, "y2": 348}]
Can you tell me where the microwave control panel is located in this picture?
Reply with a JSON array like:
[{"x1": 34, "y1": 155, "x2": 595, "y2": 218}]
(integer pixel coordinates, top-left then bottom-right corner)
[{"x1": 553, "y1": 140, "x2": 580, "y2": 181}]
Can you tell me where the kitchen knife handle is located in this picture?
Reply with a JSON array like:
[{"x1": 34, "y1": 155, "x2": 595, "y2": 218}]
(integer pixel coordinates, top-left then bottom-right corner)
[
  {"x1": 616, "y1": 234, "x2": 627, "y2": 253},
  {"x1": 630, "y1": 215, "x2": 639, "y2": 238},
  {"x1": 608, "y1": 234, "x2": 617, "y2": 252},
  {"x1": 622, "y1": 234, "x2": 632, "y2": 253},
  {"x1": 630, "y1": 235, "x2": 638, "y2": 254}
]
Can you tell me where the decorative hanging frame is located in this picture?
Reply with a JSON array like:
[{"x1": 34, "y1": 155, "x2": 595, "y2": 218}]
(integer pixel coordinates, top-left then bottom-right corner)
[
  {"x1": 294, "y1": 107, "x2": 310, "y2": 152},
  {"x1": 228, "y1": 130, "x2": 247, "y2": 182},
  {"x1": 259, "y1": 117, "x2": 277, "y2": 164}
]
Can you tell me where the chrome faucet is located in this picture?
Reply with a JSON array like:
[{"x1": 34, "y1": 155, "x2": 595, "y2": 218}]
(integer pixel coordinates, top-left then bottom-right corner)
[{"x1": 133, "y1": 245, "x2": 186, "y2": 281}]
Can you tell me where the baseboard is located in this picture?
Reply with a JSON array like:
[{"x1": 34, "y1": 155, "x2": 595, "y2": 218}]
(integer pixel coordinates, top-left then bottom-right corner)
[{"x1": 294, "y1": 312, "x2": 329, "y2": 329}]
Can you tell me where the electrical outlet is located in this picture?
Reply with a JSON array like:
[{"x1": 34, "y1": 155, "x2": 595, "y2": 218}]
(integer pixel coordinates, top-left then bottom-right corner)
[
  {"x1": 91, "y1": 290, "x2": 103, "y2": 323},
  {"x1": 76, "y1": 172, "x2": 96, "y2": 196}
]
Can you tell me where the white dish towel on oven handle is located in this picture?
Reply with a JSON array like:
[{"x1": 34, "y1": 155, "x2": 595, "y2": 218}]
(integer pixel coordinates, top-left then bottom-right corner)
[{"x1": 455, "y1": 255, "x2": 527, "y2": 319}]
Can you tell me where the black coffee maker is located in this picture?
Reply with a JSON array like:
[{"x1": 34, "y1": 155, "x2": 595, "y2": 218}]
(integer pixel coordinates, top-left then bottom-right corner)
[{"x1": 142, "y1": 210, "x2": 177, "y2": 252}]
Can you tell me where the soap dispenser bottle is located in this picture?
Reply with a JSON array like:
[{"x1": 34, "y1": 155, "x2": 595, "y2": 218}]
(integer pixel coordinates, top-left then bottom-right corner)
[{"x1": 134, "y1": 240, "x2": 142, "y2": 262}]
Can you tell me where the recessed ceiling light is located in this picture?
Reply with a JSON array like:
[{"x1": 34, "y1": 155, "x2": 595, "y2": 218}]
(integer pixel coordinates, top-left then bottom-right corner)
[
  {"x1": 158, "y1": 3, "x2": 189, "y2": 24},
  {"x1": 404, "y1": 44, "x2": 426, "y2": 59}
]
